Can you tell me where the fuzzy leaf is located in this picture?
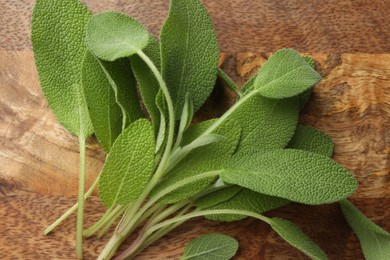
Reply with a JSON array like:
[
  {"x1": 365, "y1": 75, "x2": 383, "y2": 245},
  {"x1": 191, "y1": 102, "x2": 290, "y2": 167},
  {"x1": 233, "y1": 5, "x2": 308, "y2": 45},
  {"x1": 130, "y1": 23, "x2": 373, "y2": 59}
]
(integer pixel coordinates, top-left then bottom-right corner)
[
  {"x1": 160, "y1": 0, "x2": 219, "y2": 119},
  {"x1": 287, "y1": 125, "x2": 334, "y2": 157},
  {"x1": 270, "y1": 218, "x2": 328, "y2": 260},
  {"x1": 131, "y1": 36, "x2": 161, "y2": 132},
  {"x1": 222, "y1": 149, "x2": 357, "y2": 205},
  {"x1": 254, "y1": 49, "x2": 321, "y2": 99},
  {"x1": 194, "y1": 186, "x2": 243, "y2": 209},
  {"x1": 99, "y1": 119, "x2": 155, "y2": 207},
  {"x1": 31, "y1": 0, "x2": 93, "y2": 136},
  {"x1": 86, "y1": 11, "x2": 149, "y2": 61},
  {"x1": 152, "y1": 120, "x2": 241, "y2": 204},
  {"x1": 204, "y1": 189, "x2": 289, "y2": 222},
  {"x1": 340, "y1": 199, "x2": 390, "y2": 260},
  {"x1": 181, "y1": 233, "x2": 239, "y2": 260},
  {"x1": 82, "y1": 53, "x2": 143, "y2": 152}
]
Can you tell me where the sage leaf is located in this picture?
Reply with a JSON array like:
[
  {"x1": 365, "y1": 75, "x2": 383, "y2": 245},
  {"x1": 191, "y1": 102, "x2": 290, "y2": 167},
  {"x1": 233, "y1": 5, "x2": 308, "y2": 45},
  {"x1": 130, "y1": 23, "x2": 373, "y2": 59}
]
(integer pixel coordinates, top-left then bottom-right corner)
[
  {"x1": 194, "y1": 186, "x2": 243, "y2": 209},
  {"x1": 287, "y1": 125, "x2": 334, "y2": 157},
  {"x1": 222, "y1": 149, "x2": 358, "y2": 205},
  {"x1": 152, "y1": 120, "x2": 241, "y2": 204},
  {"x1": 131, "y1": 36, "x2": 161, "y2": 132},
  {"x1": 160, "y1": 0, "x2": 219, "y2": 118},
  {"x1": 254, "y1": 49, "x2": 322, "y2": 99},
  {"x1": 203, "y1": 189, "x2": 289, "y2": 222},
  {"x1": 82, "y1": 53, "x2": 143, "y2": 152},
  {"x1": 86, "y1": 11, "x2": 149, "y2": 61},
  {"x1": 340, "y1": 199, "x2": 390, "y2": 260},
  {"x1": 31, "y1": 0, "x2": 93, "y2": 136},
  {"x1": 99, "y1": 119, "x2": 155, "y2": 207},
  {"x1": 181, "y1": 233, "x2": 239, "y2": 260},
  {"x1": 270, "y1": 218, "x2": 328, "y2": 260}
]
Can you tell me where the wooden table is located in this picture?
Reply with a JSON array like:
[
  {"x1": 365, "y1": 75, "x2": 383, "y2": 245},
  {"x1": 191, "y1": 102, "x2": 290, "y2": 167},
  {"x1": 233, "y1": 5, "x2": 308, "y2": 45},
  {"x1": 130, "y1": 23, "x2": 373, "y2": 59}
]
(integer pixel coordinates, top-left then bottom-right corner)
[{"x1": 1, "y1": 0, "x2": 390, "y2": 259}]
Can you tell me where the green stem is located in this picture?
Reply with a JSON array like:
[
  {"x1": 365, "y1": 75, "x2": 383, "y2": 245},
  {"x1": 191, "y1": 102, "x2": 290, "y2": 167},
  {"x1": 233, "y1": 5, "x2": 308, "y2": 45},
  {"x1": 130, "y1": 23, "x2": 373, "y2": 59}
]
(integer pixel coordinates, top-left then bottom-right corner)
[
  {"x1": 43, "y1": 174, "x2": 100, "y2": 235},
  {"x1": 217, "y1": 68, "x2": 243, "y2": 98},
  {"x1": 97, "y1": 206, "x2": 126, "y2": 239},
  {"x1": 76, "y1": 134, "x2": 86, "y2": 259},
  {"x1": 84, "y1": 205, "x2": 124, "y2": 237},
  {"x1": 146, "y1": 209, "x2": 271, "y2": 236}
]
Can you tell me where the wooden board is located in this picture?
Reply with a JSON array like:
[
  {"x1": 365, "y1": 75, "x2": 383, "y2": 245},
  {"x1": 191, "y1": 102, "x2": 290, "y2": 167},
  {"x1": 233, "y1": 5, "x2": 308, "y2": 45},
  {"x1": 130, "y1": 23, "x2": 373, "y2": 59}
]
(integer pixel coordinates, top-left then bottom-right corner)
[{"x1": 1, "y1": 0, "x2": 390, "y2": 259}]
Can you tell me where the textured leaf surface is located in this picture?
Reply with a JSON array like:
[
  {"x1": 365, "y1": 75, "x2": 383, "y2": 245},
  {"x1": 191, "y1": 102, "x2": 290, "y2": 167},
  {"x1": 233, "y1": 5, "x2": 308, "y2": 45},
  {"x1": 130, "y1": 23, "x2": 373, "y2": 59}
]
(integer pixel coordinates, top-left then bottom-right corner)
[
  {"x1": 254, "y1": 49, "x2": 321, "y2": 99},
  {"x1": 340, "y1": 199, "x2": 390, "y2": 260},
  {"x1": 222, "y1": 149, "x2": 358, "y2": 205},
  {"x1": 181, "y1": 233, "x2": 238, "y2": 260},
  {"x1": 82, "y1": 53, "x2": 143, "y2": 152},
  {"x1": 131, "y1": 36, "x2": 161, "y2": 132},
  {"x1": 204, "y1": 189, "x2": 289, "y2": 222},
  {"x1": 86, "y1": 11, "x2": 149, "y2": 61},
  {"x1": 160, "y1": 0, "x2": 219, "y2": 118},
  {"x1": 287, "y1": 125, "x2": 334, "y2": 157},
  {"x1": 270, "y1": 218, "x2": 328, "y2": 260},
  {"x1": 152, "y1": 120, "x2": 241, "y2": 204},
  {"x1": 194, "y1": 186, "x2": 243, "y2": 209},
  {"x1": 99, "y1": 119, "x2": 154, "y2": 207},
  {"x1": 31, "y1": 0, "x2": 93, "y2": 136}
]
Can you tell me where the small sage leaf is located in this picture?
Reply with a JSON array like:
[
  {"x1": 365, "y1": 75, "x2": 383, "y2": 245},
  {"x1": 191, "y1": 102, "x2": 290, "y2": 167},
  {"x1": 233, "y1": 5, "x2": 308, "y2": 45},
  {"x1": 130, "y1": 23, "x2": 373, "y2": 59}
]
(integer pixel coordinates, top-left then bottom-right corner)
[
  {"x1": 99, "y1": 119, "x2": 155, "y2": 207},
  {"x1": 287, "y1": 125, "x2": 334, "y2": 158},
  {"x1": 181, "y1": 233, "x2": 239, "y2": 260},
  {"x1": 160, "y1": 0, "x2": 219, "y2": 119},
  {"x1": 82, "y1": 53, "x2": 143, "y2": 152},
  {"x1": 194, "y1": 186, "x2": 243, "y2": 209},
  {"x1": 254, "y1": 49, "x2": 322, "y2": 99},
  {"x1": 222, "y1": 149, "x2": 358, "y2": 205},
  {"x1": 86, "y1": 11, "x2": 149, "y2": 61},
  {"x1": 340, "y1": 199, "x2": 390, "y2": 260},
  {"x1": 270, "y1": 218, "x2": 328, "y2": 260},
  {"x1": 31, "y1": 0, "x2": 93, "y2": 136},
  {"x1": 203, "y1": 188, "x2": 289, "y2": 222}
]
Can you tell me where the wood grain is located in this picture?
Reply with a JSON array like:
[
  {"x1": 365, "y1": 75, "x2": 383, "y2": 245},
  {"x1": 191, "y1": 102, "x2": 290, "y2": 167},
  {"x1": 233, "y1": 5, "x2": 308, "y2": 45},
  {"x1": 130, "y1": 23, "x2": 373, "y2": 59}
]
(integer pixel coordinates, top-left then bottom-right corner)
[
  {"x1": 2, "y1": 0, "x2": 390, "y2": 52},
  {"x1": 2, "y1": 191, "x2": 390, "y2": 259}
]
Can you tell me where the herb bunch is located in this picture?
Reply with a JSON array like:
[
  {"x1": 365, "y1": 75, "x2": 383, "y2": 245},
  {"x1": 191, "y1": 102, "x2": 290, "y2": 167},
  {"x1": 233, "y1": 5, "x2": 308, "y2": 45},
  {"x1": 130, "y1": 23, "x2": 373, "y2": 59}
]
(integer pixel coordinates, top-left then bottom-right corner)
[{"x1": 31, "y1": 0, "x2": 390, "y2": 259}]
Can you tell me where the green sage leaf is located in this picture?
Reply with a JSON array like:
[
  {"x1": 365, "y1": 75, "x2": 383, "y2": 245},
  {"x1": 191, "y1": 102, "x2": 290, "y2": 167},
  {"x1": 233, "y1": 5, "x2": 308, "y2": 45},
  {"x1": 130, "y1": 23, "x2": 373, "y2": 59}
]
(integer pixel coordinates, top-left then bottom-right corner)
[
  {"x1": 203, "y1": 188, "x2": 289, "y2": 222},
  {"x1": 31, "y1": 0, "x2": 93, "y2": 136},
  {"x1": 86, "y1": 11, "x2": 149, "y2": 61},
  {"x1": 160, "y1": 0, "x2": 219, "y2": 119},
  {"x1": 194, "y1": 186, "x2": 243, "y2": 209},
  {"x1": 181, "y1": 233, "x2": 239, "y2": 260},
  {"x1": 287, "y1": 125, "x2": 334, "y2": 157},
  {"x1": 222, "y1": 149, "x2": 358, "y2": 205},
  {"x1": 99, "y1": 119, "x2": 155, "y2": 207},
  {"x1": 270, "y1": 217, "x2": 328, "y2": 260},
  {"x1": 254, "y1": 49, "x2": 321, "y2": 99},
  {"x1": 82, "y1": 53, "x2": 143, "y2": 152},
  {"x1": 340, "y1": 199, "x2": 390, "y2": 260}
]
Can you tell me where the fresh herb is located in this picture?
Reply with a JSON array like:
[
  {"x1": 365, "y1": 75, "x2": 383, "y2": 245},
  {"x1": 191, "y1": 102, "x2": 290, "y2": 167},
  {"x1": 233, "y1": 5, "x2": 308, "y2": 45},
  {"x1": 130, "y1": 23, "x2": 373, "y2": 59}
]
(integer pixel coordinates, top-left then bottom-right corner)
[{"x1": 31, "y1": 0, "x2": 390, "y2": 259}]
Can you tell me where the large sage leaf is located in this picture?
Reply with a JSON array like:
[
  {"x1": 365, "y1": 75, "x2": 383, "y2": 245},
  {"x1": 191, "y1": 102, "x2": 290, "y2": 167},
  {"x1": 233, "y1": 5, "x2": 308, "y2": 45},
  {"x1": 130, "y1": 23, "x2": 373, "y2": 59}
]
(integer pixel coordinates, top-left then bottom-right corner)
[
  {"x1": 270, "y1": 218, "x2": 328, "y2": 260},
  {"x1": 340, "y1": 199, "x2": 390, "y2": 260},
  {"x1": 287, "y1": 125, "x2": 334, "y2": 157},
  {"x1": 99, "y1": 119, "x2": 155, "y2": 207},
  {"x1": 254, "y1": 49, "x2": 321, "y2": 99},
  {"x1": 31, "y1": 0, "x2": 93, "y2": 136},
  {"x1": 203, "y1": 188, "x2": 289, "y2": 222},
  {"x1": 221, "y1": 149, "x2": 358, "y2": 205},
  {"x1": 151, "y1": 119, "x2": 241, "y2": 204},
  {"x1": 86, "y1": 11, "x2": 149, "y2": 61},
  {"x1": 160, "y1": 0, "x2": 219, "y2": 118},
  {"x1": 82, "y1": 53, "x2": 143, "y2": 152},
  {"x1": 181, "y1": 233, "x2": 239, "y2": 260},
  {"x1": 130, "y1": 36, "x2": 161, "y2": 132}
]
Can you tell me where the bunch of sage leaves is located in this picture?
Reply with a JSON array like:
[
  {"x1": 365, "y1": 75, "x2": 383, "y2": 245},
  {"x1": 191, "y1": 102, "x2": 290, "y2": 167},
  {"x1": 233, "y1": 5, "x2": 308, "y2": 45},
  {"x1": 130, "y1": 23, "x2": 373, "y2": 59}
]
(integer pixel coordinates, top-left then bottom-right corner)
[{"x1": 31, "y1": 0, "x2": 390, "y2": 259}]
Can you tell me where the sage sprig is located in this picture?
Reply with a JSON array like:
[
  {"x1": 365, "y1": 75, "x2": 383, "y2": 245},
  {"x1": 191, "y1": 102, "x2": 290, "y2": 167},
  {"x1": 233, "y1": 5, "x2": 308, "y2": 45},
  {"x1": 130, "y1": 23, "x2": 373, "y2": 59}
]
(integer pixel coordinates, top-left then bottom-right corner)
[{"x1": 31, "y1": 0, "x2": 390, "y2": 259}]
